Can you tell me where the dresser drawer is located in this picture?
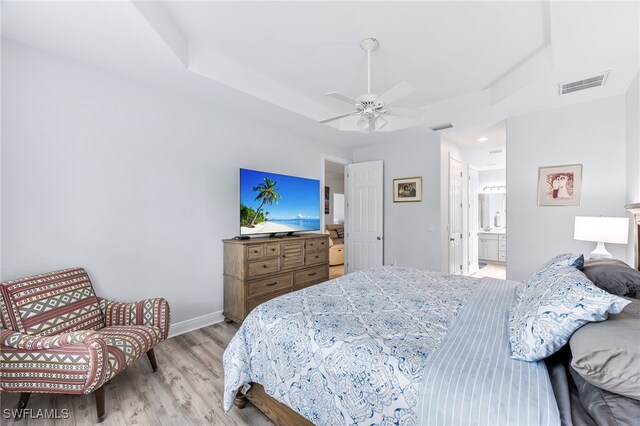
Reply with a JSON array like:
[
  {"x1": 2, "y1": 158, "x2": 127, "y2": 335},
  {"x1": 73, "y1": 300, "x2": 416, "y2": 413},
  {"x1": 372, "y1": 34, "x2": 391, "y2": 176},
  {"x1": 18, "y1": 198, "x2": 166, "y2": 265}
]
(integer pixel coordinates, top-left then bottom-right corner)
[
  {"x1": 294, "y1": 265, "x2": 328, "y2": 287},
  {"x1": 247, "y1": 258, "x2": 280, "y2": 278},
  {"x1": 247, "y1": 273, "x2": 292, "y2": 299},
  {"x1": 306, "y1": 238, "x2": 328, "y2": 252},
  {"x1": 499, "y1": 251, "x2": 506, "y2": 262},
  {"x1": 247, "y1": 245, "x2": 265, "y2": 259},
  {"x1": 265, "y1": 243, "x2": 281, "y2": 256},
  {"x1": 499, "y1": 240, "x2": 506, "y2": 251},
  {"x1": 305, "y1": 250, "x2": 328, "y2": 265},
  {"x1": 247, "y1": 289, "x2": 289, "y2": 314}
]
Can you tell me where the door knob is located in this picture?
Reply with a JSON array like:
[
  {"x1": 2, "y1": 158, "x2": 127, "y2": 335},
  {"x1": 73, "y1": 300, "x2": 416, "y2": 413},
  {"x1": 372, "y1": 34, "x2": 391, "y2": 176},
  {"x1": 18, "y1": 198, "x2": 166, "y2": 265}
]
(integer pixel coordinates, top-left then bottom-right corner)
[{"x1": 377, "y1": 236, "x2": 382, "y2": 240}]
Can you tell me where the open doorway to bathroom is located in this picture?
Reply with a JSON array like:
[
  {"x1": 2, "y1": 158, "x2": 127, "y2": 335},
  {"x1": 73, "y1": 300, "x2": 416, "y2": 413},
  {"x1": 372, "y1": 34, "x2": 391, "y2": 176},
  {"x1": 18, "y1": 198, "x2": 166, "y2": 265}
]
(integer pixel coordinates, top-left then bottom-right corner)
[
  {"x1": 323, "y1": 158, "x2": 347, "y2": 279},
  {"x1": 465, "y1": 123, "x2": 506, "y2": 279}
]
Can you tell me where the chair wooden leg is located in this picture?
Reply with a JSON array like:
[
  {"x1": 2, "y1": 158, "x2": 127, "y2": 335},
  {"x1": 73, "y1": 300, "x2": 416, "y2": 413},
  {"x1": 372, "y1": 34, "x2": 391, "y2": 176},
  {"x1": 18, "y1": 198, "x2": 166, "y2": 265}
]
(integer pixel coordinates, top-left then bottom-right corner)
[
  {"x1": 15, "y1": 393, "x2": 31, "y2": 419},
  {"x1": 94, "y1": 386, "x2": 106, "y2": 421},
  {"x1": 146, "y1": 348, "x2": 158, "y2": 372}
]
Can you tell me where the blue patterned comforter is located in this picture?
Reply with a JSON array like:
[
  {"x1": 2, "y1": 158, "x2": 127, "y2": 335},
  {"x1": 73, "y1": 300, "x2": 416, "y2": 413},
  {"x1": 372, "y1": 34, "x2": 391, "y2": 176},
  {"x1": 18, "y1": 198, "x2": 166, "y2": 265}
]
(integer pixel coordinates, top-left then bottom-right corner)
[{"x1": 223, "y1": 266, "x2": 479, "y2": 424}]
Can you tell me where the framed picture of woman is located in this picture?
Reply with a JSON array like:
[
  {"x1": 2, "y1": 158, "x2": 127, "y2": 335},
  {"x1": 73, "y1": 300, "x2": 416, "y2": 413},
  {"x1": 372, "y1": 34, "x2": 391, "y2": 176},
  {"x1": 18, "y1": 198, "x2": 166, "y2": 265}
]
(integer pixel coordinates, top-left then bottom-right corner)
[{"x1": 537, "y1": 164, "x2": 583, "y2": 206}]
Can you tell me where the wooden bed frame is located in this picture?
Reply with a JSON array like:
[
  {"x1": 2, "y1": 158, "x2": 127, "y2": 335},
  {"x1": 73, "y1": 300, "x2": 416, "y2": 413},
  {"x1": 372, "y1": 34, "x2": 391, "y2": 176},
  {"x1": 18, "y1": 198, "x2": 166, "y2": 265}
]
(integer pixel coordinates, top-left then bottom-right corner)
[
  {"x1": 234, "y1": 383, "x2": 313, "y2": 426},
  {"x1": 235, "y1": 204, "x2": 640, "y2": 425}
]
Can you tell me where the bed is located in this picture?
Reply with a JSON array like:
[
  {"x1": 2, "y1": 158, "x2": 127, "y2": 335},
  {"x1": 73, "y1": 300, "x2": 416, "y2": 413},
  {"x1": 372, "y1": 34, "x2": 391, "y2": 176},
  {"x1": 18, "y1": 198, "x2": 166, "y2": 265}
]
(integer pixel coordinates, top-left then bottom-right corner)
[{"x1": 223, "y1": 210, "x2": 640, "y2": 425}]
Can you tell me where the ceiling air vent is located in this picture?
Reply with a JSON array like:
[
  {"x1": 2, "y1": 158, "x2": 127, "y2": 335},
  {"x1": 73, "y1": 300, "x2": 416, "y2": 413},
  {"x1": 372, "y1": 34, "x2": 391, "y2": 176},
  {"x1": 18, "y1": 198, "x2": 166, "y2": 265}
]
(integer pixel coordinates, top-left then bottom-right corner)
[
  {"x1": 558, "y1": 71, "x2": 609, "y2": 95},
  {"x1": 430, "y1": 123, "x2": 453, "y2": 131},
  {"x1": 489, "y1": 149, "x2": 503, "y2": 154}
]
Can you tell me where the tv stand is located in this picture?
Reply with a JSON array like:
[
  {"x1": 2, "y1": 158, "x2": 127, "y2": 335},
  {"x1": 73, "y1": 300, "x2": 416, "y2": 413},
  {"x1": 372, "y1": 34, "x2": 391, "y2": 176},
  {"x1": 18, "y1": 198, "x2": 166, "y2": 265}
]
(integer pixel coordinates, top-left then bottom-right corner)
[
  {"x1": 286, "y1": 232, "x2": 300, "y2": 237},
  {"x1": 269, "y1": 233, "x2": 284, "y2": 239}
]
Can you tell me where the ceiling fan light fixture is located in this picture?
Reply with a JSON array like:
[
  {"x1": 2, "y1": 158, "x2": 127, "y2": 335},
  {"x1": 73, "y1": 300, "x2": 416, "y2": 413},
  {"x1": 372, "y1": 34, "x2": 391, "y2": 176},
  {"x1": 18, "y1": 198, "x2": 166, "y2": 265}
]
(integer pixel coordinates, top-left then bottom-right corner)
[{"x1": 357, "y1": 115, "x2": 371, "y2": 132}]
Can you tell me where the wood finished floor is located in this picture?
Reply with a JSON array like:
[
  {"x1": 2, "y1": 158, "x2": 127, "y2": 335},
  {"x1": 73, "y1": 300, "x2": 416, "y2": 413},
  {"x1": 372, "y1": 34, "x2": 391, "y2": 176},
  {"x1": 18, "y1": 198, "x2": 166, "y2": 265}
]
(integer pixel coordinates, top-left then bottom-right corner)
[{"x1": 1, "y1": 323, "x2": 271, "y2": 426}]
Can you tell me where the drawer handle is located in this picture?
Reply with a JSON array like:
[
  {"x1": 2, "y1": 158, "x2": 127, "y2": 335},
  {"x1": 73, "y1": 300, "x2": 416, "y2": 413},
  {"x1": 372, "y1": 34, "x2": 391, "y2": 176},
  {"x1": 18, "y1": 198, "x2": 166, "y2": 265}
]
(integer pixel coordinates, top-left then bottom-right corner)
[
  {"x1": 263, "y1": 264, "x2": 268, "y2": 268},
  {"x1": 315, "y1": 255, "x2": 319, "y2": 259},
  {"x1": 308, "y1": 272, "x2": 317, "y2": 277},
  {"x1": 266, "y1": 282, "x2": 277, "y2": 286}
]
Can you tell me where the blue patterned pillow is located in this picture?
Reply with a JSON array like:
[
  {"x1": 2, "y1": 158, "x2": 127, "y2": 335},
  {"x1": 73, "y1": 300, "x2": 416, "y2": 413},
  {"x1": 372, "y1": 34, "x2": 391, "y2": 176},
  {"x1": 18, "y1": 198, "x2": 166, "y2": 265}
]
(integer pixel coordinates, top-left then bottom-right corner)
[
  {"x1": 515, "y1": 254, "x2": 585, "y2": 300},
  {"x1": 540, "y1": 253, "x2": 585, "y2": 271},
  {"x1": 509, "y1": 266, "x2": 630, "y2": 361}
]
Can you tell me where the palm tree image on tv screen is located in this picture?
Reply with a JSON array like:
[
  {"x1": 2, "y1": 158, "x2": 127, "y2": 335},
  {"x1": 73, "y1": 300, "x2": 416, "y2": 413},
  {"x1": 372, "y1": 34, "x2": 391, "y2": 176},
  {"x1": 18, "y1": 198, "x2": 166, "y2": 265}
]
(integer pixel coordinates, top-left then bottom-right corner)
[{"x1": 240, "y1": 169, "x2": 320, "y2": 235}]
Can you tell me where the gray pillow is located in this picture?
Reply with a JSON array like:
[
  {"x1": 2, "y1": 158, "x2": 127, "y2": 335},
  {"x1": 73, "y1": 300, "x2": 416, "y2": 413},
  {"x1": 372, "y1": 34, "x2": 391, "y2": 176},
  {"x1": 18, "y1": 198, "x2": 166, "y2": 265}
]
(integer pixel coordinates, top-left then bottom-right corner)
[
  {"x1": 581, "y1": 259, "x2": 640, "y2": 299},
  {"x1": 569, "y1": 365, "x2": 640, "y2": 426},
  {"x1": 570, "y1": 297, "x2": 640, "y2": 400}
]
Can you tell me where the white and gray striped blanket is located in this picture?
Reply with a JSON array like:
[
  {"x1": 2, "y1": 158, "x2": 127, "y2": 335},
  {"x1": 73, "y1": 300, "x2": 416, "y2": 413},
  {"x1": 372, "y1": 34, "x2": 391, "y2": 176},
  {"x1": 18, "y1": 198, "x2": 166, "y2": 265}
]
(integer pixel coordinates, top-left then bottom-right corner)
[{"x1": 418, "y1": 277, "x2": 560, "y2": 425}]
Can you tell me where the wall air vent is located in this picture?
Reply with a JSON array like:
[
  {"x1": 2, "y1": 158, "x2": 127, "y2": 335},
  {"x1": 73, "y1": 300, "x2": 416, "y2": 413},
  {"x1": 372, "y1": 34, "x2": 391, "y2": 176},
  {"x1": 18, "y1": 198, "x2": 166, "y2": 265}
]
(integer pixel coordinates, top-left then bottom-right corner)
[
  {"x1": 489, "y1": 149, "x2": 503, "y2": 154},
  {"x1": 558, "y1": 71, "x2": 609, "y2": 95},
  {"x1": 430, "y1": 123, "x2": 453, "y2": 131}
]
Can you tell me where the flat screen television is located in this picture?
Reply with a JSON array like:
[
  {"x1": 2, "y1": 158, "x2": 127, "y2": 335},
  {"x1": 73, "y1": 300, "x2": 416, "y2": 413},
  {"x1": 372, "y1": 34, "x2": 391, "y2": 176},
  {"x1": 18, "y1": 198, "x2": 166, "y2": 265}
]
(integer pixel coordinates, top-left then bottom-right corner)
[{"x1": 240, "y1": 168, "x2": 320, "y2": 236}]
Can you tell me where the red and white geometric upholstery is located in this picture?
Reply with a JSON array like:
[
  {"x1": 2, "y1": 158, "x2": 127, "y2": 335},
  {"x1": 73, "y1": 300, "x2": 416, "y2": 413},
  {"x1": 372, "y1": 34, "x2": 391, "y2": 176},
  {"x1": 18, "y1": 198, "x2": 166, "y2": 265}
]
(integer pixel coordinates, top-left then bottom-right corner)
[{"x1": 0, "y1": 267, "x2": 170, "y2": 399}]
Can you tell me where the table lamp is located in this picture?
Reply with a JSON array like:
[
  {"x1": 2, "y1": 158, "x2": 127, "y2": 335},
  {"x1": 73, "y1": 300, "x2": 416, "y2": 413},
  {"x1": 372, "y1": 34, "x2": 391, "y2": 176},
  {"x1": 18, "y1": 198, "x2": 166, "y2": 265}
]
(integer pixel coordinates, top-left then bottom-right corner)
[{"x1": 574, "y1": 216, "x2": 629, "y2": 259}]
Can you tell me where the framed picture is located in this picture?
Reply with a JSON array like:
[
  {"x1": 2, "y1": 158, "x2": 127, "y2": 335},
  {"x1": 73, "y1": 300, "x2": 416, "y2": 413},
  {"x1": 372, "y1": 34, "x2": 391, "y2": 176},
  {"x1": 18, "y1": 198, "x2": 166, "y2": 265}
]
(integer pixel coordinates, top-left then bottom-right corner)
[
  {"x1": 537, "y1": 164, "x2": 583, "y2": 206},
  {"x1": 324, "y1": 186, "x2": 330, "y2": 214},
  {"x1": 393, "y1": 177, "x2": 422, "y2": 202}
]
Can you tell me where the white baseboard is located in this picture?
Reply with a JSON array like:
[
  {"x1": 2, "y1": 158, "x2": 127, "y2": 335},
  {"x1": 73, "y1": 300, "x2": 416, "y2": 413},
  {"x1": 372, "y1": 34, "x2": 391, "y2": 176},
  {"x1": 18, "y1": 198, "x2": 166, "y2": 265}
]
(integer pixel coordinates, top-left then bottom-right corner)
[{"x1": 168, "y1": 310, "x2": 224, "y2": 338}]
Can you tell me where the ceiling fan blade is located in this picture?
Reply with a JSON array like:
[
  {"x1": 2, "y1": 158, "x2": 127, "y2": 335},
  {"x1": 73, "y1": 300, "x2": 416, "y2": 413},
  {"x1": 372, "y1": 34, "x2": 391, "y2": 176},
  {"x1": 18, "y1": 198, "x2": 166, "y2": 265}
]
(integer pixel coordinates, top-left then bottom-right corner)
[
  {"x1": 325, "y1": 91, "x2": 359, "y2": 105},
  {"x1": 378, "y1": 81, "x2": 416, "y2": 105},
  {"x1": 387, "y1": 107, "x2": 424, "y2": 119},
  {"x1": 318, "y1": 112, "x2": 353, "y2": 124},
  {"x1": 369, "y1": 117, "x2": 375, "y2": 132},
  {"x1": 375, "y1": 116, "x2": 388, "y2": 131}
]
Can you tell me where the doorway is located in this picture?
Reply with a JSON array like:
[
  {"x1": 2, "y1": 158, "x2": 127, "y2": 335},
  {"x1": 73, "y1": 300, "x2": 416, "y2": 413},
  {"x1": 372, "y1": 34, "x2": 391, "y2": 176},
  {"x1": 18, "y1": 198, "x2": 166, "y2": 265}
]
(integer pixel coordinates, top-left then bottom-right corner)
[
  {"x1": 469, "y1": 167, "x2": 507, "y2": 279},
  {"x1": 322, "y1": 156, "x2": 349, "y2": 279}
]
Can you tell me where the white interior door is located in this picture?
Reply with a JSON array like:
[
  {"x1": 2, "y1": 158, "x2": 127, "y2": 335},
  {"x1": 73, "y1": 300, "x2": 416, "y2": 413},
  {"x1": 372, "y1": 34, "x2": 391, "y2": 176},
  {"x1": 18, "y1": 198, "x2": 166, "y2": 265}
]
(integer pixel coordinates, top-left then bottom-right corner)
[
  {"x1": 468, "y1": 165, "x2": 479, "y2": 274},
  {"x1": 345, "y1": 160, "x2": 383, "y2": 273},
  {"x1": 449, "y1": 157, "x2": 463, "y2": 275}
]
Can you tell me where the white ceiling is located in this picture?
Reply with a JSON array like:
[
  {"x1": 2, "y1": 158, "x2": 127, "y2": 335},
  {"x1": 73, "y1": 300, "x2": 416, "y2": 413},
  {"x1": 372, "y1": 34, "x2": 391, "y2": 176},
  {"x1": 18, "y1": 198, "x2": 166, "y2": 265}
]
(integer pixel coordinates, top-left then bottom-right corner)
[{"x1": 2, "y1": 1, "x2": 638, "y2": 151}]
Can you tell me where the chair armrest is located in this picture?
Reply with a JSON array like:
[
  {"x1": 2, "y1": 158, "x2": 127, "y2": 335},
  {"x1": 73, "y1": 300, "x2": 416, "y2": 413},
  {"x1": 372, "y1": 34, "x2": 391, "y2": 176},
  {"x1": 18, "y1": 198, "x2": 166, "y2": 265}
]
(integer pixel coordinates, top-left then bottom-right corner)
[
  {"x1": 1, "y1": 329, "x2": 101, "y2": 350},
  {"x1": 99, "y1": 297, "x2": 170, "y2": 341},
  {"x1": 0, "y1": 329, "x2": 108, "y2": 394}
]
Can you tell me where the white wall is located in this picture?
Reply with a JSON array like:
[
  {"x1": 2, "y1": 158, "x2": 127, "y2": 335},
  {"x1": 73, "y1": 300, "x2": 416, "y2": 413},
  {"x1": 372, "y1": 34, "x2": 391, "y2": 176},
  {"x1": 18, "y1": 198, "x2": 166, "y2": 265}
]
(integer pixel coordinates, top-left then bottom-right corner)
[
  {"x1": 506, "y1": 95, "x2": 628, "y2": 281},
  {"x1": 352, "y1": 135, "x2": 442, "y2": 271},
  {"x1": 478, "y1": 168, "x2": 506, "y2": 189},
  {"x1": 1, "y1": 41, "x2": 350, "y2": 327},
  {"x1": 626, "y1": 73, "x2": 639, "y2": 264},
  {"x1": 324, "y1": 168, "x2": 344, "y2": 225}
]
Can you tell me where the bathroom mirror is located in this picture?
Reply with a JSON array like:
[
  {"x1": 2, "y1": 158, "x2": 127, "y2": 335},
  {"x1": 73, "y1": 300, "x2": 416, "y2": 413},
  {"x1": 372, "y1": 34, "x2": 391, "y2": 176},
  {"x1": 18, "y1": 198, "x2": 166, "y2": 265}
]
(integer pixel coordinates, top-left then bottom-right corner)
[{"x1": 479, "y1": 193, "x2": 506, "y2": 231}]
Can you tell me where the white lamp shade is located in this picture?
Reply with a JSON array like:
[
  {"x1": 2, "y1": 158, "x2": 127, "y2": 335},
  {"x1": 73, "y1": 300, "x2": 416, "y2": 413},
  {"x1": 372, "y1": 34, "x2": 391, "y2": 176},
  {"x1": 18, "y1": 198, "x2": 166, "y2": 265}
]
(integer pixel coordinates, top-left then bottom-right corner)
[{"x1": 574, "y1": 216, "x2": 629, "y2": 244}]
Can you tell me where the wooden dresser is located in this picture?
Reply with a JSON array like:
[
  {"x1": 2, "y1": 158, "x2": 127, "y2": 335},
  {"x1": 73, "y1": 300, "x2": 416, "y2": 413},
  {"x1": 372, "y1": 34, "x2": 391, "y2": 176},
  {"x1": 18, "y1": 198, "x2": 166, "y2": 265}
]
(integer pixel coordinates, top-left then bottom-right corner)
[{"x1": 222, "y1": 233, "x2": 330, "y2": 323}]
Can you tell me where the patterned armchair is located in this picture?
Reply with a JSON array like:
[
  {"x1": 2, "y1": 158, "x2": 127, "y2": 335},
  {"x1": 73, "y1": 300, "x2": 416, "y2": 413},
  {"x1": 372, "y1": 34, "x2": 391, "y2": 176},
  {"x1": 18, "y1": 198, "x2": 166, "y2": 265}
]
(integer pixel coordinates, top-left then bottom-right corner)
[{"x1": 0, "y1": 268, "x2": 170, "y2": 420}]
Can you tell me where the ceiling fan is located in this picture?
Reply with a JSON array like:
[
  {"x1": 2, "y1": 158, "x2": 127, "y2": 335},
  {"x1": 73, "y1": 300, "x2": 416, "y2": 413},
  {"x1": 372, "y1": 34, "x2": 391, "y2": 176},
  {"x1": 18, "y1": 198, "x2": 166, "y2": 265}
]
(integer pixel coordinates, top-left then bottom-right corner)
[{"x1": 319, "y1": 38, "x2": 422, "y2": 132}]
